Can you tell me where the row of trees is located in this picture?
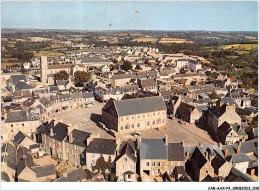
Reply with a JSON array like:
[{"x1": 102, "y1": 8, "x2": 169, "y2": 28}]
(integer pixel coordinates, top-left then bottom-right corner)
[{"x1": 53, "y1": 70, "x2": 91, "y2": 87}]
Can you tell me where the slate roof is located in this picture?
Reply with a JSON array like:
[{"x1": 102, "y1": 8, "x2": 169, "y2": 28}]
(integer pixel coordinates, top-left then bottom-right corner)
[
  {"x1": 240, "y1": 139, "x2": 258, "y2": 154},
  {"x1": 201, "y1": 175, "x2": 217, "y2": 182},
  {"x1": 86, "y1": 138, "x2": 117, "y2": 155},
  {"x1": 140, "y1": 79, "x2": 156, "y2": 87},
  {"x1": 5, "y1": 110, "x2": 27, "y2": 122},
  {"x1": 11, "y1": 75, "x2": 27, "y2": 85},
  {"x1": 40, "y1": 120, "x2": 68, "y2": 142},
  {"x1": 16, "y1": 147, "x2": 34, "y2": 176},
  {"x1": 15, "y1": 82, "x2": 33, "y2": 91},
  {"x1": 211, "y1": 152, "x2": 227, "y2": 170},
  {"x1": 116, "y1": 141, "x2": 137, "y2": 163},
  {"x1": 1, "y1": 143, "x2": 16, "y2": 170},
  {"x1": 70, "y1": 129, "x2": 91, "y2": 148},
  {"x1": 56, "y1": 80, "x2": 68, "y2": 86},
  {"x1": 13, "y1": 131, "x2": 27, "y2": 146},
  {"x1": 31, "y1": 164, "x2": 56, "y2": 178},
  {"x1": 140, "y1": 139, "x2": 167, "y2": 159},
  {"x1": 49, "y1": 85, "x2": 59, "y2": 93},
  {"x1": 54, "y1": 167, "x2": 87, "y2": 182},
  {"x1": 225, "y1": 167, "x2": 255, "y2": 182},
  {"x1": 231, "y1": 154, "x2": 254, "y2": 163},
  {"x1": 190, "y1": 147, "x2": 207, "y2": 169},
  {"x1": 168, "y1": 143, "x2": 185, "y2": 161},
  {"x1": 13, "y1": 90, "x2": 32, "y2": 98},
  {"x1": 113, "y1": 96, "x2": 166, "y2": 117}
]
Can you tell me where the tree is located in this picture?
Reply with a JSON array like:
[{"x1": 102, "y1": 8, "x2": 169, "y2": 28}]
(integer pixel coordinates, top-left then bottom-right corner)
[
  {"x1": 106, "y1": 156, "x2": 112, "y2": 172},
  {"x1": 74, "y1": 71, "x2": 91, "y2": 87},
  {"x1": 122, "y1": 61, "x2": 132, "y2": 71},
  {"x1": 53, "y1": 70, "x2": 69, "y2": 81},
  {"x1": 135, "y1": 64, "x2": 142, "y2": 70},
  {"x1": 209, "y1": 90, "x2": 218, "y2": 99},
  {"x1": 93, "y1": 155, "x2": 107, "y2": 174}
]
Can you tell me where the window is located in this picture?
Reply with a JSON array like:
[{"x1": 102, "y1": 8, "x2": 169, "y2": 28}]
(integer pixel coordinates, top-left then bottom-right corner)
[
  {"x1": 128, "y1": 175, "x2": 131, "y2": 179},
  {"x1": 158, "y1": 169, "x2": 160, "y2": 173},
  {"x1": 147, "y1": 121, "x2": 150, "y2": 126},
  {"x1": 138, "y1": 115, "x2": 140, "y2": 118},
  {"x1": 137, "y1": 123, "x2": 140, "y2": 128},
  {"x1": 146, "y1": 162, "x2": 149, "y2": 166},
  {"x1": 152, "y1": 162, "x2": 155, "y2": 166},
  {"x1": 131, "y1": 124, "x2": 134, "y2": 128},
  {"x1": 126, "y1": 116, "x2": 129, "y2": 120},
  {"x1": 147, "y1": 113, "x2": 150, "y2": 117},
  {"x1": 11, "y1": 124, "x2": 13, "y2": 127},
  {"x1": 22, "y1": 123, "x2": 24, "y2": 126},
  {"x1": 153, "y1": 120, "x2": 155, "y2": 125},
  {"x1": 124, "y1": 158, "x2": 127, "y2": 162},
  {"x1": 143, "y1": 114, "x2": 145, "y2": 118},
  {"x1": 120, "y1": 126, "x2": 123, "y2": 130},
  {"x1": 158, "y1": 162, "x2": 161, "y2": 166},
  {"x1": 121, "y1": 117, "x2": 123, "y2": 122},
  {"x1": 132, "y1": 116, "x2": 134, "y2": 119}
]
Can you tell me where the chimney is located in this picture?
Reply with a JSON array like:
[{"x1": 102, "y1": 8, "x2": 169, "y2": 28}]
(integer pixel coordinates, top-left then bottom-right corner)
[
  {"x1": 218, "y1": 142, "x2": 223, "y2": 150},
  {"x1": 186, "y1": 152, "x2": 190, "y2": 160},
  {"x1": 226, "y1": 105, "x2": 235, "y2": 113},
  {"x1": 181, "y1": 140, "x2": 185, "y2": 147},
  {"x1": 205, "y1": 151, "x2": 209, "y2": 160},
  {"x1": 237, "y1": 142, "x2": 241, "y2": 154},
  {"x1": 164, "y1": 134, "x2": 168, "y2": 145},
  {"x1": 251, "y1": 169, "x2": 255, "y2": 176},
  {"x1": 224, "y1": 148, "x2": 228, "y2": 157},
  {"x1": 50, "y1": 127, "x2": 54, "y2": 137}
]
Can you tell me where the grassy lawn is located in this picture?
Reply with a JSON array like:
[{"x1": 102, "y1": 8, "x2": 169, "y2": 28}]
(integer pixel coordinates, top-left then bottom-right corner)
[
  {"x1": 32, "y1": 50, "x2": 62, "y2": 58},
  {"x1": 227, "y1": 56, "x2": 239, "y2": 59}
]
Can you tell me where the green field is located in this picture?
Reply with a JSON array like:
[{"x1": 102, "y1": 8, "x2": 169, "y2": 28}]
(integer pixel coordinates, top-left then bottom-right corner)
[
  {"x1": 219, "y1": 43, "x2": 258, "y2": 51},
  {"x1": 1, "y1": 58, "x2": 22, "y2": 68}
]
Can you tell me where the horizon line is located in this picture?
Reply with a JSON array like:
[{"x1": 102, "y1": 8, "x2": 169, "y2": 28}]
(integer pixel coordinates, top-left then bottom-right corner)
[{"x1": 2, "y1": 28, "x2": 258, "y2": 33}]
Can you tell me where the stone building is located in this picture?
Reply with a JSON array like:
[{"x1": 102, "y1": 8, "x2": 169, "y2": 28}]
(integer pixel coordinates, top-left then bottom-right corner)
[
  {"x1": 207, "y1": 104, "x2": 241, "y2": 133},
  {"x1": 115, "y1": 141, "x2": 137, "y2": 182},
  {"x1": 102, "y1": 96, "x2": 167, "y2": 134},
  {"x1": 85, "y1": 138, "x2": 117, "y2": 171},
  {"x1": 139, "y1": 137, "x2": 168, "y2": 177}
]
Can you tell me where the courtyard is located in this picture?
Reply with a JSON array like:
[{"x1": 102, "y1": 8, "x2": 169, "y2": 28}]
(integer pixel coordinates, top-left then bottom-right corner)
[{"x1": 56, "y1": 101, "x2": 217, "y2": 145}]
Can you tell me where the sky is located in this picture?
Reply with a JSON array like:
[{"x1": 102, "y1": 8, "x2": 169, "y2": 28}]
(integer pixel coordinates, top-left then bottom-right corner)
[{"x1": 1, "y1": 1, "x2": 258, "y2": 31}]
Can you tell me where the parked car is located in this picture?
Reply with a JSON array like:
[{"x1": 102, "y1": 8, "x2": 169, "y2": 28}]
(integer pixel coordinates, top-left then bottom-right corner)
[
  {"x1": 178, "y1": 120, "x2": 183, "y2": 124},
  {"x1": 155, "y1": 127, "x2": 161, "y2": 131}
]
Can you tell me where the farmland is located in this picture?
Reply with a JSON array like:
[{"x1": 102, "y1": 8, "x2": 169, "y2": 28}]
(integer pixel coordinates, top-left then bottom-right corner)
[
  {"x1": 132, "y1": 37, "x2": 158, "y2": 43},
  {"x1": 159, "y1": 38, "x2": 193, "y2": 44}
]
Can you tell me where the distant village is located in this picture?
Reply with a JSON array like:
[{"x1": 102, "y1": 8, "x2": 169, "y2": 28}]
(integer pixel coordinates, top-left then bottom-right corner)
[{"x1": 1, "y1": 40, "x2": 258, "y2": 182}]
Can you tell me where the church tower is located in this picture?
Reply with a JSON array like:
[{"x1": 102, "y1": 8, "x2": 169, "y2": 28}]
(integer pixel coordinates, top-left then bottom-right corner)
[{"x1": 40, "y1": 56, "x2": 48, "y2": 83}]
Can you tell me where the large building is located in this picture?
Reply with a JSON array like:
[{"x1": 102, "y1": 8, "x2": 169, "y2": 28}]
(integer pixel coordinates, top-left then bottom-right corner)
[
  {"x1": 102, "y1": 96, "x2": 167, "y2": 134},
  {"x1": 176, "y1": 59, "x2": 202, "y2": 71}
]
